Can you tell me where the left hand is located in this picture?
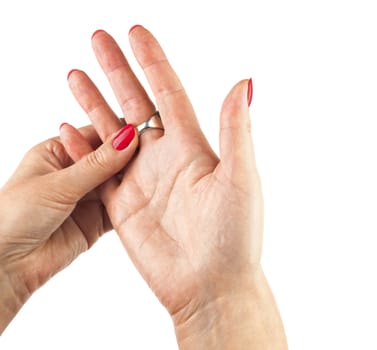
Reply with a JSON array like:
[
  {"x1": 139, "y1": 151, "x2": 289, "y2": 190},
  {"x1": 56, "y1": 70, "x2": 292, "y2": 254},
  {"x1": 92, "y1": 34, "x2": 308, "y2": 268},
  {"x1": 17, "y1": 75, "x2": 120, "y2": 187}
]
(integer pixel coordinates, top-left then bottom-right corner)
[
  {"x1": 61, "y1": 27, "x2": 287, "y2": 348},
  {"x1": 0, "y1": 123, "x2": 138, "y2": 333},
  {"x1": 62, "y1": 26, "x2": 262, "y2": 329}
]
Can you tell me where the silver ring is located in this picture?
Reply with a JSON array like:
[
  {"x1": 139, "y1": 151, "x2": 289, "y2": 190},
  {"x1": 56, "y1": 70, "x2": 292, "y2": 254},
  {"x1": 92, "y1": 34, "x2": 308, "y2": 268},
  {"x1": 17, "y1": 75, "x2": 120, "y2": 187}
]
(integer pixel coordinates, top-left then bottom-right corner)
[{"x1": 136, "y1": 111, "x2": 164, "y2": 135}]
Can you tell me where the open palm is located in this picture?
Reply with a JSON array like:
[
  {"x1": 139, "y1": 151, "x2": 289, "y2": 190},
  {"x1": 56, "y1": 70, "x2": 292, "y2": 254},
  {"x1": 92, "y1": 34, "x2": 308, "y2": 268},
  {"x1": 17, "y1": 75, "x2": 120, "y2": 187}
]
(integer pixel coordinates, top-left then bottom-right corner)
[{"x1": 62, "y1": 27, "x2": 262, "y2": 323}]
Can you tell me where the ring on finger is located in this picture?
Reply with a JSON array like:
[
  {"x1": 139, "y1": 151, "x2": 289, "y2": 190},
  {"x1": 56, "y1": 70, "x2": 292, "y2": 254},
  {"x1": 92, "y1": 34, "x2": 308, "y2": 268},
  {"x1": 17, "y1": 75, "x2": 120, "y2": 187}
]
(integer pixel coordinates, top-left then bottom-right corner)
[{"x1": 136, "y1": 111, "x2": 164, "y2": 135}]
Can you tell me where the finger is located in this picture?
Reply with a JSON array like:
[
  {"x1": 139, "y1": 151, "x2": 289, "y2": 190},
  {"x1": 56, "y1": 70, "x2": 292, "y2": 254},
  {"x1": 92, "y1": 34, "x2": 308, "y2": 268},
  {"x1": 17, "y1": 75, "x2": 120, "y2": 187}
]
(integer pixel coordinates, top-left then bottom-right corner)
[
  {"x1": 59, "y1": 123, "x2": 120, "y2": 203},
  {"x1": 75, "y1": 124, "x2": 102, "y2": 150},
  {"x1": 129, "y1": 25, "x2": 201, "y2": 133},
  {"x1": 60, "y1": 123, "x2": 94, "y2": 161},
  {"x1": 68, "y1": 69, "x2": 122, "y2": 141},
  {"x1": 91, "y1": 30, "x2": 156, "y2": 127},
  {"x1": 218, "y1": 79, "x2": 259, "y2": 185},
  {"x1": 61, "y1": 122, "x2": 128, "y2": 183},
  {"x1": 5, "y1": 124, "x2": 102, "y2": 184},
  {"x1": 57, "y1": 124, "x2": 138, "y2": 203}
]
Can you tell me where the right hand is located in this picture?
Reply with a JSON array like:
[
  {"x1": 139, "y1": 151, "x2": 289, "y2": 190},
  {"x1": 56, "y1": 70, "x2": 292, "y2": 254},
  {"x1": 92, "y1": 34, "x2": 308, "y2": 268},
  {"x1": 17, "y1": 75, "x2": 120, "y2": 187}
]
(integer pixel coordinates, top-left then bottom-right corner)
[
  {"x1": 0, "y1": 124, "x2": 138, "y2": 334},
  {"x1": 61, "y1": 26, "x2": 287, "y2": 348}
]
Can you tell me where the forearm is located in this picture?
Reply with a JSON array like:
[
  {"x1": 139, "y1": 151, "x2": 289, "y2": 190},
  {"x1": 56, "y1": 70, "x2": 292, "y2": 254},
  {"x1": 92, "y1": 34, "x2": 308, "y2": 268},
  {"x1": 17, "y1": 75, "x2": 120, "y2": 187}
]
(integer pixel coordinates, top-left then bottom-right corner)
[
  {"x1": 0, "y1": 264, "x2": 29, "y2": 335},
  {"x1": 173, "y1": 269, "x2": 288, "y2": 350}
]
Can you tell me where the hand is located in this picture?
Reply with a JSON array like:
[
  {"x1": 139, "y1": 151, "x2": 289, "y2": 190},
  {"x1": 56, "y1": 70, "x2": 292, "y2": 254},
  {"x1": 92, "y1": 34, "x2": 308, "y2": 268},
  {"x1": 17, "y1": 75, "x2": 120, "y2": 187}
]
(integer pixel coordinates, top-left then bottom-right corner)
[
  {"x1": 0, "y1": 124, "x2": 138, "y2": 334},
  {"x1": 62, "y1": 27, "x2": 287, "y2": 348}
]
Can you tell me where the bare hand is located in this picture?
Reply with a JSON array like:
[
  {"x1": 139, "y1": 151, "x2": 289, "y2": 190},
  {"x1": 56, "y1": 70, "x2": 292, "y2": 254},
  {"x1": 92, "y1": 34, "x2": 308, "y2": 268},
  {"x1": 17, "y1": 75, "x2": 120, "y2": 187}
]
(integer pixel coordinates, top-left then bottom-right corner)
[
  {"x1": 63, "y1": 26, "x2": 260, "y2": 317},
  {"x1": 62, "y1": 26, "x2": 287, "y2": 348},
  {"x1": 0, "y1": 124, "x2": 138, "y2": 333}
]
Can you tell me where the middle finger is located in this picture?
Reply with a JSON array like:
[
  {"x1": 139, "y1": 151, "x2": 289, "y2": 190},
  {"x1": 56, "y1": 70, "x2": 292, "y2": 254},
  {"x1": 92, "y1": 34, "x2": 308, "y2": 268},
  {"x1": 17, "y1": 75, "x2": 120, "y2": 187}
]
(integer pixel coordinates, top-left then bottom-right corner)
[{"x1": 91, "y1": 30, "x2": 156, "y2": 126}]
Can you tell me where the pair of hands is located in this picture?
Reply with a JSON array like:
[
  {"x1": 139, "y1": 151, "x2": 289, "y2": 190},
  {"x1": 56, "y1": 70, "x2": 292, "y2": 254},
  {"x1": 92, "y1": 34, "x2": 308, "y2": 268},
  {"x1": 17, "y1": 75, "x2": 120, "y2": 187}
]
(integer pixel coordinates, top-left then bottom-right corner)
[{"x1": 0, "y1": 26, "x2": 285, "y2": 348}]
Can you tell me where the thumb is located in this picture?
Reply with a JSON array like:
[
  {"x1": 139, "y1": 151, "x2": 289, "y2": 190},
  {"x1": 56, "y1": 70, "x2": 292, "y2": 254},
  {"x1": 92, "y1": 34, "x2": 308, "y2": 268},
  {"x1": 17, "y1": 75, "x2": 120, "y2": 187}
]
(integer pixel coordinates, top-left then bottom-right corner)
[
  {"x1": 219, "y1": 78, "x2": 258, "y2": 185},
  {"x1": 56, "y1": 124, "x2": 138, "y2": 201}
]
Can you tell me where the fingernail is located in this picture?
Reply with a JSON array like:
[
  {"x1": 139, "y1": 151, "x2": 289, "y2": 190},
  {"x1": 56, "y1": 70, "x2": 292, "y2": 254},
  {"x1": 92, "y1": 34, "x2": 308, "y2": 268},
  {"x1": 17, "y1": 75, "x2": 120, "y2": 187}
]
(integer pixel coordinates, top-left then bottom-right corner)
[
  {"x1": 67, "y1": 69, "x2": 79, "y2": 80},
  {"x1": 129, "y1": 24, "x2": 142, "y2": 34},
  {"x1": 247, "y1": 78, "x2": 253, "y2": 107},
  {"x1": 59, "y1": 122, "x2": 68, "y2": 130},
  {"x1": 91, "y1": 29, "x2": 106, "y2": 40},
  {"x1": 112, "y1": 124, "x2": 135, "y2": 151}
]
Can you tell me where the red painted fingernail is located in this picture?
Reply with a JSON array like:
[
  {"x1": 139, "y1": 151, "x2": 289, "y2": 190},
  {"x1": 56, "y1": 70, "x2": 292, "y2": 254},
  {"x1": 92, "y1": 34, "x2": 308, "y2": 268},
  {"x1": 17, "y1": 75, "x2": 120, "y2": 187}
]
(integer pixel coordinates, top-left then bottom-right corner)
[
  {"x1": 67, "y1": 69, "x2": 79, "y2": 80},
  {"x1": 91, "y1": 29, "x2": 106, "y2": 40},
  {"x1": 247, "y1": 78, "x2": 253, "y2": 107},
  {"x1": 129, "y1": 24, "x2": 142, "y2": 34},
  {"x1": 112, "y1": 124, "x2": 135, "y2": 151},
  {"x1": 59, "y1": 122, "x2": 68, "y2": 130}
]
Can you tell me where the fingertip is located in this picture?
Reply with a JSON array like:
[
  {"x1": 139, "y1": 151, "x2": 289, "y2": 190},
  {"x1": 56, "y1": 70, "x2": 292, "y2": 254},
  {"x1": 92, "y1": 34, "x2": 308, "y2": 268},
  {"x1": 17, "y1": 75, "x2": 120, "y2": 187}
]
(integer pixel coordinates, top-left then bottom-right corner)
[
  {"x1": 112, "y1": 124, "x2": 136, "y2": 151},
  {"x1": 91, "y1": 29, "x2": 106, "y2": 40},
  {"x1": 59, "y1": 122, "x2": 76, "y2": 136},
  {"x1": 129, "y1": 24, "x2": 143, "y2": 35},
  {"x1": 67, "y1": 69, "x2": 80, "y2": 80},
  {"x1": 220, "y1": 79, "x2": 249, "y2": 120},
  {"x1": 59, "y1": 122, "x2": 69, "y2": 131}
]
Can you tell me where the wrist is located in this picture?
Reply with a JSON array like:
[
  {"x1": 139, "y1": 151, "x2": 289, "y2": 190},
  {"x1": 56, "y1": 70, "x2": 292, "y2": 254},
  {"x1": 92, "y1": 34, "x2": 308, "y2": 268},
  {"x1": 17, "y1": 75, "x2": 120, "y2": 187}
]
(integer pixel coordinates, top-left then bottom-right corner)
[{"x1": 173, "y1": 267, "x2": 288, "y2": 350}]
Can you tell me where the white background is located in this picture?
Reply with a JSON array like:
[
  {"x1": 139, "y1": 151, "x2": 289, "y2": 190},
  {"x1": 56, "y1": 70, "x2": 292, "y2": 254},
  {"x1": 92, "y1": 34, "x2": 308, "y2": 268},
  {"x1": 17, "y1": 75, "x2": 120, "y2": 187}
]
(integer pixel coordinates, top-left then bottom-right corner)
[{"x1": 1, "y1": 0, "x2": 377, "y2": 349}]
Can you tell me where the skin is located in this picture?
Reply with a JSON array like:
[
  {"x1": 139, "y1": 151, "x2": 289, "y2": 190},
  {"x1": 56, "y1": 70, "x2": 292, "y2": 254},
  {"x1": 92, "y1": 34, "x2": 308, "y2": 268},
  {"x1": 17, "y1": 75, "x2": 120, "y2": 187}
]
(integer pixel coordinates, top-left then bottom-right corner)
[
  {"x1": 0, "y1": 26, "x2": 288, "y2": 349},
  {"x1": 62, "y1": 27, "x2": 288, "y2": 349},
  {"x1": 0, "y1": 125, "x2": 139, "y2": 333}
]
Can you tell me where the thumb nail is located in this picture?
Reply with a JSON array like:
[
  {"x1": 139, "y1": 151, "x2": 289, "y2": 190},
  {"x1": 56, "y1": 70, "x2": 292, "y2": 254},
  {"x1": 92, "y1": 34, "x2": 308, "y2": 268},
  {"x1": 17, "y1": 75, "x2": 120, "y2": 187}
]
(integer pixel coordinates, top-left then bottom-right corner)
[{"x1": 112, "y1": 124, "x2": 135, "y2": 151}]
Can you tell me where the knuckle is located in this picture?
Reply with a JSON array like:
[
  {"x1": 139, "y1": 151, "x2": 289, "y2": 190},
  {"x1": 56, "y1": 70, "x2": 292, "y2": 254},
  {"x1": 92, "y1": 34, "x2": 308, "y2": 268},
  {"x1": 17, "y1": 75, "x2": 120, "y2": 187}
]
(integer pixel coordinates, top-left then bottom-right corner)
[
  {"x1": 85, "y1": 149, "x2": 108, "y2": 171},
  {"x1": 45, "y1": 139, "x2": 70, "y2": 161},
  {"x1": 26, "y1": 138, "x2": 70, "y2": 169},
  {"x1": 120, "y1": 95, "x2": 144, "y2": 114}
]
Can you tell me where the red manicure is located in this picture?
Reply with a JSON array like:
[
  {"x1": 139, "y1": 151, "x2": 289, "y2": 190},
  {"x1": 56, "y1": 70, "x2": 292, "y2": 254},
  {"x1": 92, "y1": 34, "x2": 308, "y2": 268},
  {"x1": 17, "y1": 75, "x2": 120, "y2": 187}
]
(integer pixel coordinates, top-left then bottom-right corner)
[
  {"x1": 112, "y1": 124, "x2": 135, "y2": 151},
  {"x1": 129, "y1": 24, "x2": 142, "y2": 34},
  {"x1": 91, "y1": 29, "x2": 106, "y2": 40},
  {"x1": 247, "y1": 78, "x2": 253, "y2": 107},
  {"x1": 67, "y1": 69, "x2": 79, "y2": 80}
]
